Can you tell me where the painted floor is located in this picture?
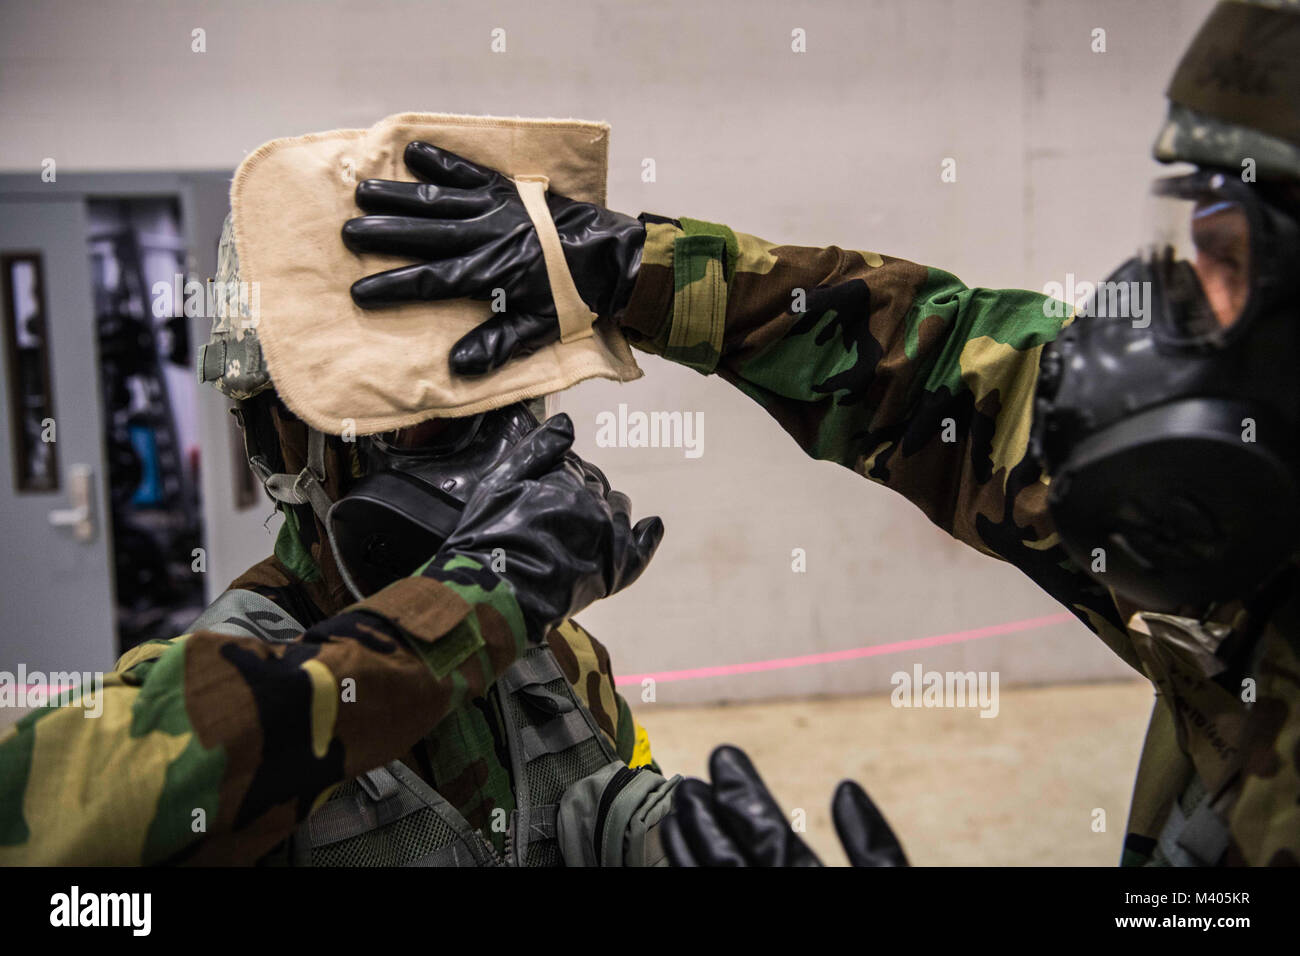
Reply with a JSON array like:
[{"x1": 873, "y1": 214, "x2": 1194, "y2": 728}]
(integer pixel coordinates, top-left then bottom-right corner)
[{"x1": 637, "y1": 679, "x2": 1155, "y2": 866}]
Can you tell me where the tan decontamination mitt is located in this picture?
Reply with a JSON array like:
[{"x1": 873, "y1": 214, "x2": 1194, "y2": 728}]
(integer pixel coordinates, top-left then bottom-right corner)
[{"x1": 230, "y1": 111, "x2": 643, "y2": 436}]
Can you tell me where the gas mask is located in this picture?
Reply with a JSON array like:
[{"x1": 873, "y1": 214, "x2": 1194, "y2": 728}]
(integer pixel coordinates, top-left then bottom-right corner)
[
  {"x1": 1031, "y1": 170, "x2": 1300, "y2": 611},
  {"x1": 327, "y1": 400, "x2": 605, "y2": 600}
]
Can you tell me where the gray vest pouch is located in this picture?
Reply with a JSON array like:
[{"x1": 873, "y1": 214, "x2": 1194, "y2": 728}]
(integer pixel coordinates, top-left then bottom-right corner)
[
  {"x1": 556, "y1": 761, "x2": 680, "y2": 867},
  {"x1": 293, "y1": 761, "x2": 499, "y2": 867},
  {"x1": 496, "y1": 644, "x2": 622, "y2": 866}
]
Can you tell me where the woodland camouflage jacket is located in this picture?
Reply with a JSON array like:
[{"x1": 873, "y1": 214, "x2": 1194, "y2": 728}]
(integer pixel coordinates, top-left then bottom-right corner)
[{"x1": 620, "y1": 212, "x2": 1300, "y2": 866}]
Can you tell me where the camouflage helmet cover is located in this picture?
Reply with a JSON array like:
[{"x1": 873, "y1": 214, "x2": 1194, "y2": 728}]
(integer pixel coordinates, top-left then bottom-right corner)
[
  {"x1": 1154, "y1": 0, "x2": 1300, "y2": 180},
  {"x1": 197, "y1": 212, "x2": 273, "y2": 400}
]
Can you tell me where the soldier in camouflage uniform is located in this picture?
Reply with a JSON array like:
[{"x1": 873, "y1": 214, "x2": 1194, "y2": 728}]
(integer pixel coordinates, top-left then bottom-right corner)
[
  {"x1": 340, "y1": 0, "x2": 1300, "y2": 864},
  {"x1": 0, "y1": 211, "x2": 668, "y2": 865}
]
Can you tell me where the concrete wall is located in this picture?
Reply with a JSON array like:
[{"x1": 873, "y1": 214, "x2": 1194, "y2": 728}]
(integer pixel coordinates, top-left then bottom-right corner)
[{"x1": 0, "y1": 0, "x2": 1216, "y2": 702}]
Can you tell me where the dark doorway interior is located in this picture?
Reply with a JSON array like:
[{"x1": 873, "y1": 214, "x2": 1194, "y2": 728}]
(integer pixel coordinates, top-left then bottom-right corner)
[{"x1": 88, "y1": 198, "x2": 206, "y2": 653}]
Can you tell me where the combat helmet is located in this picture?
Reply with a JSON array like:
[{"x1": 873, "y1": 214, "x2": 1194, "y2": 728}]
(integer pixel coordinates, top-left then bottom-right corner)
[{"x1": 1154, "y1": 0, "x2": 1300, "y2": 181}]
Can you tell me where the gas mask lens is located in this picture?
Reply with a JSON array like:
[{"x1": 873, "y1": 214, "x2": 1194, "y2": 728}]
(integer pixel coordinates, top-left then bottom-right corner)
[{"x1": 1147, "y1": 173, "x2": 1255, "y2": 343}]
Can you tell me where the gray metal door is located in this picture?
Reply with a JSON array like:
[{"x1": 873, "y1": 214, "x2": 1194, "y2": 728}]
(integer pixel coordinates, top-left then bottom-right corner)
[{"x1": 0, "y1": 198, "x2": 117, "y2": 674}]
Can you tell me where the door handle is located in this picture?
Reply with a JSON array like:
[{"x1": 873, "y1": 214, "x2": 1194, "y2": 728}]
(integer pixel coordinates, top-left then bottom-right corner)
[{"x1": 48, "y1": 463, "x2": 97, "y2": 543}]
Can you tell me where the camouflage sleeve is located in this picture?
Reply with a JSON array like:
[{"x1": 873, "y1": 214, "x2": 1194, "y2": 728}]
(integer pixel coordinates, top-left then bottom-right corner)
[
  {"x1": 547, "y1": 619, "x2": 659, "y2": 771},
  {"x1": 621, "y1": 214, "x2": 1132, "y2": 659},
  {"x1": 0, "y1": 554, "x2": 527, "y2": 865}
]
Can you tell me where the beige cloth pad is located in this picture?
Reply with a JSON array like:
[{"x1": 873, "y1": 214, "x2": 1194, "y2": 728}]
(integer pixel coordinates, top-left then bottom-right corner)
[{"x1": 230, "y1": 112, "x2": 642, "y2": 436}]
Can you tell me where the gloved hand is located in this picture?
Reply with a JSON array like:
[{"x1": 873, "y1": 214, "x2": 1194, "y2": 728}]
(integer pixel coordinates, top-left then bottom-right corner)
[
  {"x1": 661, "y1": 745, "x2": 909, "y2": 867},
  {"x1": 435, "y1": 412, "x2": 663, "y2": 642},
  {"x1": 342, "y1": 141, "x2": 646, "y2": 376}
]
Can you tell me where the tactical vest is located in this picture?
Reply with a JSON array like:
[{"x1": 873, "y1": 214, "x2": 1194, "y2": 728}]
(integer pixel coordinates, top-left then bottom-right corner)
[{"x1": 186, "y1": 588, "x2": 624, "y2": 866}]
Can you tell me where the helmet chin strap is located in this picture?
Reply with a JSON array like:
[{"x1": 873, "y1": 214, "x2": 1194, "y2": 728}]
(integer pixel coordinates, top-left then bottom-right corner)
[
  {"x1": 232, "y1": 405, "x2": 334, "y2": 523},
  {"x1": 255, "y1": 427, "x2": 333, "y2": 523}
]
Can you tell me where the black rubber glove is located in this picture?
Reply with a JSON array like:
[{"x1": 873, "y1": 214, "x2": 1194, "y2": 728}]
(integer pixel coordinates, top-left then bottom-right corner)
[
  {"x1": 342, "y1": 141, "x2": 646, "y2": 376},
  {"x1": 435, "y1": 412, "x2": 662, "y2": 642},
  {"x1": 661, "y1": 745, "x2": 910, "y2": 867}
]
